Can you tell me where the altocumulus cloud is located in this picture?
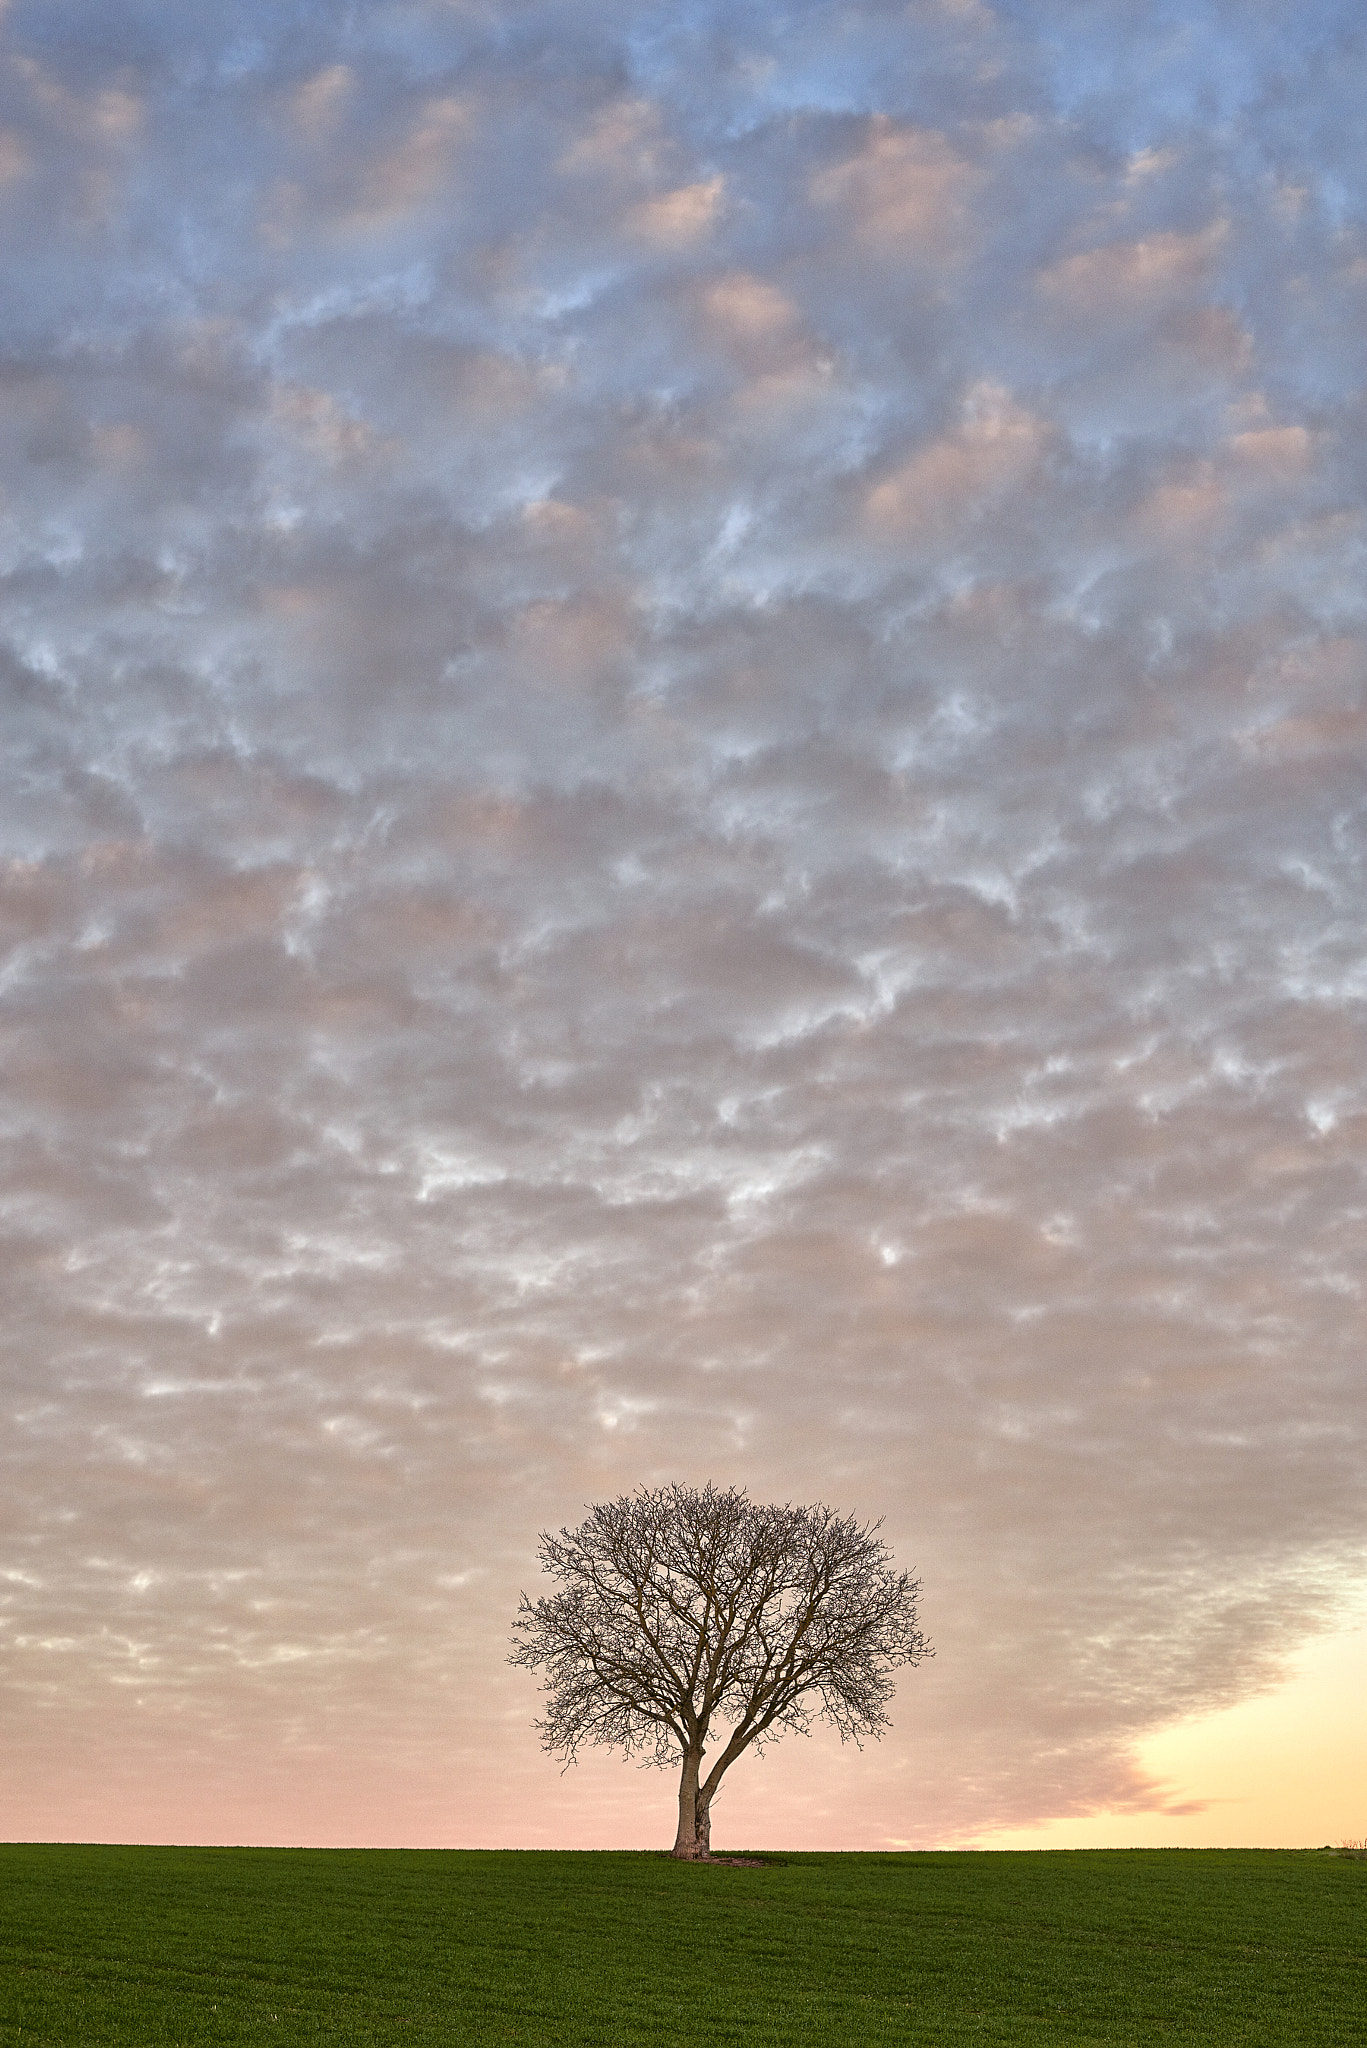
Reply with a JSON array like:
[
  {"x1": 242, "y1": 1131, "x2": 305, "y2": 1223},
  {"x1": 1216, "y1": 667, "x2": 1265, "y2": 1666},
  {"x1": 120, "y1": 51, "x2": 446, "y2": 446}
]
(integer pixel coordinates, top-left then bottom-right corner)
[{"x1": 2, "y1": 0, "x2": 1366, "y2": 1847}]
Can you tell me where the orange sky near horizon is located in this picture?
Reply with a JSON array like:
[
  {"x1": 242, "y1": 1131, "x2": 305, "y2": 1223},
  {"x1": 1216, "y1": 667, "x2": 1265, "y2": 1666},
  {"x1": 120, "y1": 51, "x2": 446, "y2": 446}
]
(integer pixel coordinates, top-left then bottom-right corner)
[{"x1": 977, "y1": 1606, "x2": 1367, "y2": 1853}]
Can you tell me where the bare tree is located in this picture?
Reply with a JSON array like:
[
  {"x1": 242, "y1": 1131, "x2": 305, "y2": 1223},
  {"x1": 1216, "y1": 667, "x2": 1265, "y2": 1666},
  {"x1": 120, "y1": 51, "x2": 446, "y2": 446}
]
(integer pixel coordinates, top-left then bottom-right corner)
[{"x1": 509, "y1": 1482, "x2": 931, "y2": 1859}]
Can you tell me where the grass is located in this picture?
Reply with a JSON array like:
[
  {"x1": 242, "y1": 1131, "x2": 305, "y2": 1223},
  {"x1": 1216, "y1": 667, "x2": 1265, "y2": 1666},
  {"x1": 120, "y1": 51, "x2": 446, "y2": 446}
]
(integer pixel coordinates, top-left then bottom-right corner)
[{"x1": 0, "y1": 1844, "x2": 1362, "y2": 2045}]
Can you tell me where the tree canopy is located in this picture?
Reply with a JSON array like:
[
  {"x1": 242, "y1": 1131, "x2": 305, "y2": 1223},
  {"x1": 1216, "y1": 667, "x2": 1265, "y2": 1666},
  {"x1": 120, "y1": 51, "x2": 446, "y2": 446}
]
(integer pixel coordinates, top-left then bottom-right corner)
[{"x1": 510, "y1": 1481, "x2": 931, "y2": 1857}]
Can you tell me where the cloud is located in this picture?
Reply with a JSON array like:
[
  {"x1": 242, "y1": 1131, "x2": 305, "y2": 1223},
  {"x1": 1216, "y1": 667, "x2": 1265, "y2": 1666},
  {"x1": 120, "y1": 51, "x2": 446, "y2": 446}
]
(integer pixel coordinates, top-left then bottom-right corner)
[
  {"x1": 810, "y1": 117, "x2": 980, "y2": 258},
  {"x1": 866, "y1": 381, "x2": 1049, "y2": 537},
  {"x1": 1037, "y1": 222, "x2": 1228, "y2": 317},
  {"x1": 627, "y1": 174, "x2": 724, "y2": 248},
  {"x1": 1, "y1": 0, "x2": 1366, "y2": 1852}
]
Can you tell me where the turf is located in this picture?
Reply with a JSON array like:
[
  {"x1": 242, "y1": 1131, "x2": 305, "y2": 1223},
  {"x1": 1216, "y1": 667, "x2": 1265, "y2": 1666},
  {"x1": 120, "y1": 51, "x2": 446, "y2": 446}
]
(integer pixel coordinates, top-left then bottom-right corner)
[{"x1": 0, "y1": 1844, "x2": 1362, "y2": 2045}]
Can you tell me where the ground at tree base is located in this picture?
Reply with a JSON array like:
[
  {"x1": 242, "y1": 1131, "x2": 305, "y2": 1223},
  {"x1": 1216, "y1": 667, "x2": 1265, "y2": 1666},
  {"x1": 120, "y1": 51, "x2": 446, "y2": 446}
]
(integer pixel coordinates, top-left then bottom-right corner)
[{"x1": 0, "y1": 1844, "x2": 1362, "y2": 2045}]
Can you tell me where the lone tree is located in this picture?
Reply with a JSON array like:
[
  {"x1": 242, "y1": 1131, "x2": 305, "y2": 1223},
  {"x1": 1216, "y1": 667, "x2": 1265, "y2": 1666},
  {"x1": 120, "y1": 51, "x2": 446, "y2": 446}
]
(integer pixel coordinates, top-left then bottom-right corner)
[{"x1": 509, "y1": 1482, "x2": 931, "y2": 1859}]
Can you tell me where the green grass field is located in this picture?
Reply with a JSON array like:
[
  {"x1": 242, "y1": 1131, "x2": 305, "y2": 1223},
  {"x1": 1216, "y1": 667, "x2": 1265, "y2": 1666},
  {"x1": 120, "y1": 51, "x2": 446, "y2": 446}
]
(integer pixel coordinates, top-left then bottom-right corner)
[{"x1": 0, "y1": 1844, "x2": 1362, "y2": 2045}]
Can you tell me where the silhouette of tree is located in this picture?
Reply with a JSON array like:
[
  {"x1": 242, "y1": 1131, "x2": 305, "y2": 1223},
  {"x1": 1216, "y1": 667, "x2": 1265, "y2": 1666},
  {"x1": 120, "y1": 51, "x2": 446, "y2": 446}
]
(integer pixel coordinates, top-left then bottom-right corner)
[{"x1": 510, "y1": 1481, "x2": 931, "y2": 1858}]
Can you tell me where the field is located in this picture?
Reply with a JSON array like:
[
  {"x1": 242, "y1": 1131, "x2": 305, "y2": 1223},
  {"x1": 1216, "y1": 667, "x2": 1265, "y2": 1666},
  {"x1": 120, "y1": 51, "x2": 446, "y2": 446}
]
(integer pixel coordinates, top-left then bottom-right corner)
[{"x1": 0, "y1": 1844, "x2": 1362, "y2": 2045}]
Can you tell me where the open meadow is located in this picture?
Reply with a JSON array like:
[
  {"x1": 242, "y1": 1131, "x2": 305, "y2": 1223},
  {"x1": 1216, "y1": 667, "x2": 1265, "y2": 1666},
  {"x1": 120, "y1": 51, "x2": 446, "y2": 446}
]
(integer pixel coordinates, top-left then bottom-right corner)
[{"x1": 0, "y1": 1844, "x2": 1362, "y2": 2045}]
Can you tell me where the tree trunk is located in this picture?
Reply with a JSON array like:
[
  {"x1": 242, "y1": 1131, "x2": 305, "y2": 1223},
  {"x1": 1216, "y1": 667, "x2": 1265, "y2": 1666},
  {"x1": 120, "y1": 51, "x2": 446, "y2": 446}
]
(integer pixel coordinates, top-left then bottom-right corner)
[
  {"x1": 671, "y1": 1747, "x2": 707, "y2": 1859},
  {"x1": 696, "y1": 1786, "x2": 712, "y2": 1857}
]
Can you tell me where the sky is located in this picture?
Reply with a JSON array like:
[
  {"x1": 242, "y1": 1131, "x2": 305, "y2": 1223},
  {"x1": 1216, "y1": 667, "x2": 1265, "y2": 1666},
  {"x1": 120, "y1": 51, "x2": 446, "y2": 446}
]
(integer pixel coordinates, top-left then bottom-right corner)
[{"x1": 2, "y1": 0, "x2": 1366, "y2": 1853}]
